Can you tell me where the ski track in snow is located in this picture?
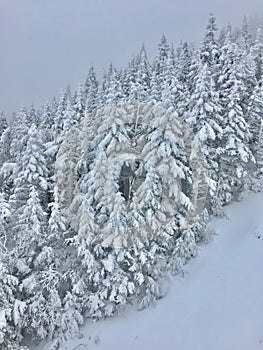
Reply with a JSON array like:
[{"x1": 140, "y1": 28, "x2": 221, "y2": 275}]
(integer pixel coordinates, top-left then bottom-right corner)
[{"x1": 45, "y1": 192, "x2": 263, "y2": 350}]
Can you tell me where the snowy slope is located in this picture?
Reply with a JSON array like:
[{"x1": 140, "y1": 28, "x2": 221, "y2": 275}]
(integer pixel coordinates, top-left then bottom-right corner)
[{"x1": 40, "y1": 192, "x2": 263, "y2": 350}]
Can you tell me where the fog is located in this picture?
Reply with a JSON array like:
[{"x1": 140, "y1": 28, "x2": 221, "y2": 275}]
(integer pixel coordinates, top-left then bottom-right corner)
[{"x1": 1, "y1": 0, "x2": 263, "y2": 117}]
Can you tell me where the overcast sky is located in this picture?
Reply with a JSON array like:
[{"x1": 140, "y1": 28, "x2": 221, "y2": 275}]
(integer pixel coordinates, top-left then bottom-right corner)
[{"x1": 1, "y1": 0, "x2": 263, "y2": 117}]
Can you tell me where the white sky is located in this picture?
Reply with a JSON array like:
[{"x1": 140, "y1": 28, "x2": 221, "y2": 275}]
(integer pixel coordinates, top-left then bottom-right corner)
[{"x1": 1, "y1": 0, "x2": 263, "y2": 117}]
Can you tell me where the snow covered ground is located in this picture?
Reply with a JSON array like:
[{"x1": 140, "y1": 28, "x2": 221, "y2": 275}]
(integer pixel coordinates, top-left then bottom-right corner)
[{"x1": 40, "y1": 192, "x2": 263, "y2": 350}]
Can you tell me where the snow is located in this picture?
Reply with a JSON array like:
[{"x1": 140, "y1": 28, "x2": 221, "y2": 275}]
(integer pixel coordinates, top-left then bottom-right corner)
[{"x1": 51, "y1": 192, "x2": 263, "y2": 350}]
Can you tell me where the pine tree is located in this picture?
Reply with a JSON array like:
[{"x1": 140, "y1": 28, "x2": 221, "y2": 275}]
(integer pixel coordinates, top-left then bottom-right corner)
[
  {"x1": 104, "y1": 66, "x2": 124, "y2": 105},
  {"x1": 217, "y1": 33, "x2": 253, "y2": 202},
  {"x1": 200, "y1": 13, "x2": 219, "y2": 70},
  {"x1": 160, "y1": 46, "x2": 184, "y2": 113},
  {"x1": 9, "y1": 124, "x2": 49, "y2": 277},
  {"x1": 0, "y1": 258, "x2": 22, "y2": 349},
  {"x1": 74, "y1": 82, "x2": 85, "y2": 122},
  {"x1": 63, "y1": 98, "x2": 77, "y2": 134},
  {"x1": 84, "y1": 66, "x2": 99, "y2": 113},
  {"x1": 0, "y1": 112, "x2": 7, "y2": 138},
  {"x1": 53, "y1": 89, "x2": 70, "y2": 138},
  {"x1": 175, "y1": 41, "x2": 194, "y2": 88},
  {"x1": 40, "y1": 102, "x2": 54, "y2": 143},
  {"x1": 28, "y1": 104, "x2": 39, "y2": 126},
  {"x1": 9, "y1": 107, "x2": 29, "y2": 162},
  {"x1": 0, "y1": 192, "x2": 10, "y2": 250},
  {"x1": 129, "y1": 45, "x2": 151, "y2": 103},
  {"x1": 239, "y1": 16, "x2": 252, "y2": 53},
  {"x1": 149, "y1": 69, "x2": 161, "y2": 104},
  {"x1": 252, "y1": 28, "x2": 263, "y2": 83},
  {"x1": 187, "y1": 50, "x2": 200, "y2": 95},
  {"x1": 11, "y1": 186, "x2": 47, "y2": 274},
  {"x1": 247, "y1": 83, "x2": 263, "y2": 170},
  {"x1": 0, "y1": 119, "x2": 11, "y2": 169},
  {"x1": 153, "y1": 35, "x2": 170, "y2": 88},
  {"x1": 10, "y1": 124, "x2": 49, "y2": 208},
  {"x1": 186, "y1": 61, "x2": 223, "y2": 211}
]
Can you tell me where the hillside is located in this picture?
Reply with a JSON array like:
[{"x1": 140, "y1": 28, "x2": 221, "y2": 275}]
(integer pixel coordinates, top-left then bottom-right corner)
[
  {"x1": 52, "y1": 192, "x2": 263, "y2": 350},
  {"x1": 1, "y1": 14, "x2": 263, "y2": 349}
]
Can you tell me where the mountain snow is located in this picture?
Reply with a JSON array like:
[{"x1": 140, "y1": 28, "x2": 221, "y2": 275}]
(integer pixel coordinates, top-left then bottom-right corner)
[{"x1": 40, "y1": 192, "x2": 263, "y2": 350}]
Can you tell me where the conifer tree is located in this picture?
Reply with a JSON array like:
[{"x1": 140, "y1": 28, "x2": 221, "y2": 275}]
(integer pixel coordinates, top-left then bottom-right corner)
[
  {"x1": 9, "y1": 107, "x2": 29, "y2": 162},
  {"x1": 153, "y1": 35, "x2": 170, "y2": 88},
  {"x1": 239, "y1": 16, "x2": 252, "y2": 53},
  {"x1": 0, "y1": 114, "x2": 11, "y2": 170},
  {"x1": 0, "y1": 258, "x2": 22, "y2": 349},
  {"x1": 247, "y1": 83, "x2": 263, "y2": 169},
  {"x1": 200, "y1": 13, "x2": 219, "y2": 70},
  {"x1": 0, "y1": 112, "x2": 7, "y2": 137},
  {"x1": 103, "y1": 66, "x2": 124, "y2": 105},
  {"x1": 160, "y1": 46, "x2": 184, "y2": 113},
  {"x1": 175, "y1": 41, "x2": 193, "y2": 87},
  {"x1": 129, "y1": 45, "x2": 151, "y2": 103},
  {"x1": 186, "y1": 61, "x2": 223, "y2": 210},
  {"x1": 84, "y1": 66, "x2": 99, "y2": 113},
  {"x1": 217, "y1": 33, "x2": 253, "y2": 202},
  {"x1": 252, "y1": 28, "x2": 263, "y2": 83},
  {"x1": 74, "y1": 82, "x2": 85, "y2": 122},
  {"x1": 53, "y1": 89, "x2": 70, "y2": 138},
  {"x1": 149, "y1": 69, "x2": 161, "y2": 104}
]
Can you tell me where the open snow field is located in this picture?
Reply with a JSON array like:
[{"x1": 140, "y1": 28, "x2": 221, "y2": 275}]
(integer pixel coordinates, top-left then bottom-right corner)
[{"x1": 39, "y1": 192, "x2": 263, "y2": 350}]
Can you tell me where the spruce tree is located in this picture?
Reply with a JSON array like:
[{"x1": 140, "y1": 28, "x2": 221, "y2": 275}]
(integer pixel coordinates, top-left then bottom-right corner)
[
  {"x1": 217, "y1": 33, "x2": 253, "y2": 202},
  {"x1": 84, "y1": 66, "x2": 99, "y2": 113},
  {"x1": 200, "y1": 13, "x2": 219, "y2": 70},
  {"x1": 129, "y1": 45, "x2": 151, "y2": 103},
  {"x1": 252, "y1": 28, "x2": 263, "y2": 83},
  {"x1": 186, "y1": 61, "x2": 223, "y2": 211}
]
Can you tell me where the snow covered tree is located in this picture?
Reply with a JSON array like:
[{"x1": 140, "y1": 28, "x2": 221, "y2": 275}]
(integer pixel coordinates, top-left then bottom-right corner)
[
  {"x1": 40, "y1": 102, "x2": 55, "y2": 143},
  {"x1": 7, "y1": 125, "x2": 50, "y2": 317},
  {"x1": 185, "y1": 61, "x2": 223, "y2": 211},
  {"x1": 9, "y1": 107, "x2": 29, "y2": 162},
  {"x1": 160, "y1": 47, "x2": 184, "y2": 113},
  {"x1": 217, "y1": 33, "x2": 253, "y2": 202},
  {"x1": 103, "y1": 66, "x2": 125, "y2": 105},
  {"x1": 74, "y1": 82, "x2": 85, "y2": 122},
  {"x1": 200, "y1": 13, "x2": 219, "y2": 70},
  {"x1": 252, "y1": 28, "x2": 263, "y2": 83},
  {"x1": 247, "y1": 83, "x2": 263, "y2": 173},
  {"x1": 152, "y1": 35, "x2": 170, "y2": 93},
  {"x1": 0, "y1": 112, "x2": 7, "y2": 137},
  {"x1": 186, "y1": 61, "x2": 222, "y2": 141},
  {"x1": 52, "y1": 89, "x2": 70, "y2": 138},
  {"x1": 239, "y1": 16, "x2": 252, "y2": 54},
  {"x1": 28, "y1": 104, "x2": 39, "y2": 126},
  {"x1": 46, "y1": 291, "x2": 83, "y2": 350},
  {"x1": 84, "y1": 66, "x2": 99, "y2": 113},
  {"x1": 239, "y1": 49, "x2": 257, "y2": 118},
  {"x1": 149, "y1": 69, "x2": 161, "y2": 104},
  {"x1": 0, "y1": 258, "x2": 23, "y2": 349},
  {"x1": 0, "y1": 192, "x2": 11, "y2": 251},
  {"x1": 175, "y1": 41, "x2": 194, "y2": 87},
  {"x1": 0, "y1": 125, "x2": 11, "y2": 169},
  {"x1": 11, "y1": 186, "x2": 47, "y2": 275},
  {"x1": 155, "y1": 35, "x2": 170, "y2": 77},
  {"x1": 128, "y1": 45, "x2": 151, "y2": 103},
  {"x1": 10, "y1": 124, "x2": 49, "y2": 209},
  {"x1": 63, "y1": 98, "x2": 77, "y2": 134},
  {"x1": 186, "y1": 50, "x2": 201, "y2": 95}
]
